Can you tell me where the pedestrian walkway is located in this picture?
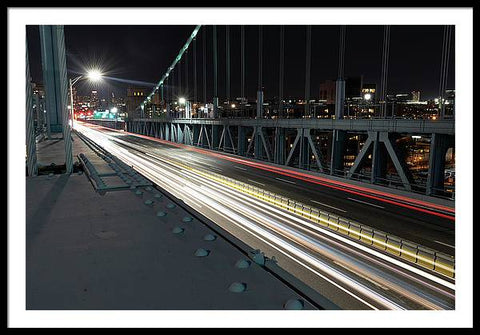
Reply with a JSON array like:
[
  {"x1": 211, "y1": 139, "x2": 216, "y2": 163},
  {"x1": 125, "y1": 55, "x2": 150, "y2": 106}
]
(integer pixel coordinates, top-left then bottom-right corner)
[{"x1": 26, "y1": 133, "x2": 318, "y2": 309}]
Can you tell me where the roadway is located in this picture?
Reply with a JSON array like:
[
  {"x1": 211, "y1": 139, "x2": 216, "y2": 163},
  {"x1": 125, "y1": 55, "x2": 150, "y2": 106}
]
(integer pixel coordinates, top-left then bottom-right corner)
[
  {"x1": 75, "y1": 122, "x2": 455, "y2": 310},
  {"x1": 95, "y1": 124, "x2": 455, "y2": 255}
]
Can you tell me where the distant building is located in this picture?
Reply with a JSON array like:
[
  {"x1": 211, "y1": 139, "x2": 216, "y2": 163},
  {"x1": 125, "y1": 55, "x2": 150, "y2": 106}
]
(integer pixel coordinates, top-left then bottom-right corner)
[
  {"x1": 345, "y1": 76, "x2": 363, "y2": 101},
  {"x1": 361, "y1": 83, "x2": 376, "y2": 102},
  {"x1": 32, "y1": 82, "x2": 45, "y2": 129},
  {"x1": 90, "y1": 90, "x2": 99, "y2": 110},
  {"x1": 394, "y1": 93, "x2": 412, "y2": 102},
  {"x1": 125, "y1": 87, "x2": 148, "y2": 118},
  {"x1": 411, "y1": 91, "x2": 421, "y2": 102},
  {"x1": 319, "y1": 80, "x2": 336, "y2": 104}
]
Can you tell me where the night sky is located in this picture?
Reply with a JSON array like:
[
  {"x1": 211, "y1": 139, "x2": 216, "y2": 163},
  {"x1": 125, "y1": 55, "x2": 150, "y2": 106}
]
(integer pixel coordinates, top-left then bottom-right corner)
[{"x1": 26, "y1": 25, "x2": 455, "y2": 101}]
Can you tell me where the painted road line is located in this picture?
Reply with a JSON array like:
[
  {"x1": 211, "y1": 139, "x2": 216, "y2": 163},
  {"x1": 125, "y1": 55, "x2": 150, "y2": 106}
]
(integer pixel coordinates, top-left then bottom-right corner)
[
  {"x1": 347, "y1": 197, "x2": 385, "y2": 209},
  {"x1": 275, "y1": 177, "x2": 296, "y2": 185},
  {"x1": 434, "y1": 240, "x2": 455, "y2": 249},
  {"x1": 234, "y1": 165, "x2": 247, "y2": 171},
  {"x1": 310, "y1": 200, "x2": 347, "y2": 213},
  {"x1": 248, "y1": 179, "x2": 266, "y2": 187},
  {"x1": 207, "y1": 166, "x2": 223, "y2": 172}
]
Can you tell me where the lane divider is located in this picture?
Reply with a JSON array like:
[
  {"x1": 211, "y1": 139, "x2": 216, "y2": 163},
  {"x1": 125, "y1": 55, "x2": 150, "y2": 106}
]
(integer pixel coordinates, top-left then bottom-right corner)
[{"x1": 174, "y1": 159, "x2": 455, "y2": 279}]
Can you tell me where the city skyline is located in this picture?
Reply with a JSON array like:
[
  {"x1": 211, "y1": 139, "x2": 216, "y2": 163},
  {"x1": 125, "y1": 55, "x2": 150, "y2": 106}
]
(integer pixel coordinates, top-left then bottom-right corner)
[{"x1": 26, "y1": 25, "x2": 455, "y2": 101}]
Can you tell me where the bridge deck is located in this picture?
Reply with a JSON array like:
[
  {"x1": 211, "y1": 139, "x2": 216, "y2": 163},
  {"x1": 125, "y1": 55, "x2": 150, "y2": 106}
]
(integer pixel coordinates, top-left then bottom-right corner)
[{"x1": 26, "y1": 133, "x2": 316, "y2": 309}]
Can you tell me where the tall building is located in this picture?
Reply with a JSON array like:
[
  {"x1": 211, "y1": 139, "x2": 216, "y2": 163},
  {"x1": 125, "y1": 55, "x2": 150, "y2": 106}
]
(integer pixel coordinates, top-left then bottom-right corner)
[
  {"x1": 125, "y1": 87, "x2": 148, "y2": 118},
  {"x1": 90, "y1": 90, "x2": 99, "y2": 110}
]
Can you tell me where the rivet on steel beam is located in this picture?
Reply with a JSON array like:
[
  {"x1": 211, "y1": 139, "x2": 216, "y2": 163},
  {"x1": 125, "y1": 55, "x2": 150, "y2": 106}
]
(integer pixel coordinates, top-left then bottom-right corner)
[
  {"x1": 203, "y1": 234, "x2": 217, "y2": 241},
  {"x1": 156, "y1": 211, "x2": 167, "y2": 217},
  {"x1": 135, "y1": 190, "x2": 143, "y2": 196},
  {"x1": 172, "y1": 226, "x2": 184, "y2": 234},
  {"x1": 166, "y1": 203, "x2": 176, "y2": 209},
  {"x1": 182, "y1": 216, "x2": 193, "y2": 222},
  {"x1": 283, "y1": 299, "x2": 304, "y2": 310},
  {"x1": 228, "y1": 282, "x2": 247, "y2": 293},
  {"x1": 145, "y1": 186, "x2": 152, "y2": 192},
  {"x1": 194, "y1": 248, "x2": 210, "y2": 257},
  {"x1": 144, "y1": 199, "x2": 154, "y2": 206},
  {"x1": 235, "y1": 259, "x2": 251, "y2": 269},
  {"x1": 154, "y1": 193, "x2": 162, "y2": 199},
  {"x1": 250, "y1": 250, "x2": 265, "y2": 266}
]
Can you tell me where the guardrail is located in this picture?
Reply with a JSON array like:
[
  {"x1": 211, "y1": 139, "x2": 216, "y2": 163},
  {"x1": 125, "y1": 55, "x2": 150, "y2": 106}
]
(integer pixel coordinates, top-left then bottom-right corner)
[{"x1": 180, "y1": 164, "x2": 455, "y2": 279}]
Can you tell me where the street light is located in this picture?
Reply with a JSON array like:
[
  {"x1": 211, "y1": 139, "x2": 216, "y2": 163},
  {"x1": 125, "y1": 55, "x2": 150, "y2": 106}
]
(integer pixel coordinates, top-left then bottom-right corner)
[
  {"x1": 87, "y1": 69, "x2": 102, "y2": 82},
  {"x1": 69, "y1": 69, "x2": 103, "y2": 129},
  {"x1": 178, "y1": 97, "x2": 186, "y2": 105}
]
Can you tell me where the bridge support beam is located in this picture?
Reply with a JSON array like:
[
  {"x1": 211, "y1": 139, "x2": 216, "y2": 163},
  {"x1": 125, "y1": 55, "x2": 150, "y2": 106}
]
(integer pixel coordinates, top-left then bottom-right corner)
[
  {"x1": 197, "y1": 124, "x2": 212, "y2": 149},
  {"x1": 330, "y1": 129, "x2": 346, "y2": 175},
  {"x1": 165, "y1": 123, "x2": 170, "y2": 141},
  {"x1": 184, "y1": 125, "x2": 193, "y2": 145},
  {"x1": 286, "y1": 128, "x2": 324, "y2": 172},
  {"x1": 39, "y1": 25, "x2": 72, "y2": 173},
  {"x1": 371, "y1": 132, "x2": 388, "y2": 184},
  {"x1": 251, "y1": 126, "x2": 272, "y2": 161},
  {"x1": 335, "y1": 80, "x2": 345, "y2": 120},
  {"x1": 177, "y1": 124, "x2": 184, "y2": 144},
  {"x1": 238, "y1": 126, "x2": 246, "y2": 156},
  {"x1": 348, "y1": 131, "x2": 414, "y2": 190},
  {"x1": 218, "y1": 125, "x2": 236, "y2": 153},
  {"x1": 274, "y1": 127, "x2": 286, "y2": 165},
  {"x1": 26, "y1": 40, "x2": 38, "y2": 176},
  {"x1": 426, "y1": 133, "x2": 453, "y2": 196},
  {"x1": 212, "y1": 124, "x2": 220, "y2": 150},
  {"x1": 159, "y1": 123, "x2": 164, "y2": 139},
  {"x1": 40, "y1": 25, "x2": 65, "y2": 135},
  {"x1": 192, "y1": 124, "x2": 200, "y2": 146}
]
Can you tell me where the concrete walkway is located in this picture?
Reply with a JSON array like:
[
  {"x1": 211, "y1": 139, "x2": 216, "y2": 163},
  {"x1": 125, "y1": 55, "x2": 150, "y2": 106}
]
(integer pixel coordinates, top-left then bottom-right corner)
[{"x1": 26, "y1": 134, "x2": 315, "y2": 310}]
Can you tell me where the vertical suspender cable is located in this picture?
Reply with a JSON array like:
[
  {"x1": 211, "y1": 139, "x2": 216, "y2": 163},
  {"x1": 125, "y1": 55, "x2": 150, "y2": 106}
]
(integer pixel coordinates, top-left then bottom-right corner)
[
  {"x1": 380, "y1": 25, "x2": 390, "y2": 118},
  {"x1": 338, "y1": 26, "x2": 345, "y2": 80},
  {"x1": 226, "y1": 25, "x2": 231, "y2": 102},
  {"x1": 258, "y1": 25, "x2": 263, "y2": 91},
  {"x1": 241, "y1": 25, "x2": 245, "y2": 102},
  {"x1": 186, "y1": 48, "x2": 189, "y2": 99},
  {"x1": 335, "y1": 25, "x2": 346, "y2": 120},
  {"x1": 439, "y1": 25, "x2": 452, "y2": 119},
  {"x1": 305, "y1": 25, "x2": 312, "y2": 116},
  {"x1": 178, "y1": 57, "x2": 182, "y2": 98},
  {"x1": 213, "y1": 25, "x2": 218, "y2": 99},
  {"x1": 203, "y1": 26, "x2": 207, "y2": 107},
  {"x1": 279, "y1": 25, "x2": 285, "y2": 118},
  {"x1": 194, "y1": 37, "x2": 197, "y2": 106}
]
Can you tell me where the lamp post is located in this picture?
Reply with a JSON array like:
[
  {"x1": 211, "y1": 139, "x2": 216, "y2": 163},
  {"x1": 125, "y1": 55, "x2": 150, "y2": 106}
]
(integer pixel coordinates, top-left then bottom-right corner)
[{"x1": 69, "y1": 69, "x2": 102, "y2": 129}]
